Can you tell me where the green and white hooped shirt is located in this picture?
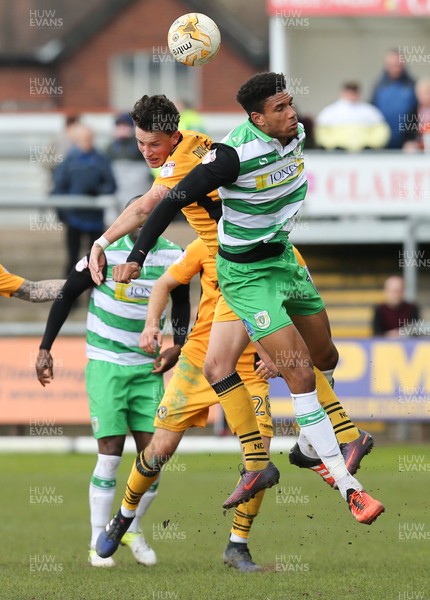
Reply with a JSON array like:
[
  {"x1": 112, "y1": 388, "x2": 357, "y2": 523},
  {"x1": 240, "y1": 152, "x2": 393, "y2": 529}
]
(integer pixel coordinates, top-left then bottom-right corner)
[
  {"x1": 217, "y1": 120, "x2": 308, "y2": 254},
  {"x1": 83, "y1": 235, "x2": 182, "y2": 366}
]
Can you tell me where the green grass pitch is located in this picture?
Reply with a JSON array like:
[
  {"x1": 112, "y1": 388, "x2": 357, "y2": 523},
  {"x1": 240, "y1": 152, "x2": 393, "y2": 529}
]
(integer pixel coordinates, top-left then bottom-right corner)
[{"x1": 2, "y1": 445, "x2": 429, "y2": 600}]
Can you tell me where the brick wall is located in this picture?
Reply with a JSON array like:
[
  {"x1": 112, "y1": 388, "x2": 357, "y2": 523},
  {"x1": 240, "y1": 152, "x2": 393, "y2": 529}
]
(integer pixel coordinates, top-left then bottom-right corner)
[
  {"x1": 1, "y1": 0, "x2": 256, "y2": 112},
  {"x1": 0, "y1": 66, "x2": 63, "y2": 110}
]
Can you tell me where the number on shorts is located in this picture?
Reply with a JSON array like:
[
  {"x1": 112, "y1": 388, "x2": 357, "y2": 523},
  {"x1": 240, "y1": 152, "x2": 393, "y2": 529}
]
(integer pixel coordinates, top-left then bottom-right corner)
[{"x1": 253, "y1": 395, "x2": 265, "y2": 416}]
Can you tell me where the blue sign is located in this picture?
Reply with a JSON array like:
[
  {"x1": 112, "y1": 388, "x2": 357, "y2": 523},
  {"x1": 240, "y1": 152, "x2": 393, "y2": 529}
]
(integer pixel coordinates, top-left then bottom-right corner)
[{"x1": 269, "y1": 339, "x2": 430, "y2": 421}]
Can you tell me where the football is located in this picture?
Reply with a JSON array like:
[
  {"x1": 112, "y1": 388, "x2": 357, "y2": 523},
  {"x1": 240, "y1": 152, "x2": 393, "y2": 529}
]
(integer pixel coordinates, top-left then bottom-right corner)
[{"x1": 167, "y1": 13, "x2": 221, "y2": 67}]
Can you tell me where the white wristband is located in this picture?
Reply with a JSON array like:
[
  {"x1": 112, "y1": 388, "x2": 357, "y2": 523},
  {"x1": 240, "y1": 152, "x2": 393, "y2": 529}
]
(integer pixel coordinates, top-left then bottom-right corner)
[{"x1": 94, "y1": 235, "x2": 110, "y2": 250}]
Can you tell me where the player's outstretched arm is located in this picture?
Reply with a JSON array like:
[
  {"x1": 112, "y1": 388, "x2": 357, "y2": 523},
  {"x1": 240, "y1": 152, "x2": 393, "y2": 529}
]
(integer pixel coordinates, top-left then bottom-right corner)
[
  {"x1": 36, "y1": 258, "x2": 94, "y2": 386},
  {"x1": 143, "y1": 273, "x2": 190, "y2": 374},
  {"x1": 89, "y1": 185, "x2": 169, "y2": 285},
  {"x1": 140, "y1": 272, "x2": 183, "y2": 353},
  {"x1": 12, "y1": 279, "x2": 65, "y2": 302}
]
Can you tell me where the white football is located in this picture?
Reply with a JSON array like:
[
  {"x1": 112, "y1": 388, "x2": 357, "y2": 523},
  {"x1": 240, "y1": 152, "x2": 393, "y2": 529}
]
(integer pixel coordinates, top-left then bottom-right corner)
[{"x1": 167, "y1": 13, "x2": 221, "y2": 67}]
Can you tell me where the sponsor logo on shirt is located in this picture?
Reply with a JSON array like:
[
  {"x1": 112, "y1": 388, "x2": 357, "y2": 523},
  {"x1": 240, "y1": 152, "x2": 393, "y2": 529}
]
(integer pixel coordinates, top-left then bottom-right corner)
[
  {"x1": 114, "y1": 283, "x2": 151, "y2": 303},
  {"x1": 255, "y1": 158, "x2": 304, "y2": 190}
]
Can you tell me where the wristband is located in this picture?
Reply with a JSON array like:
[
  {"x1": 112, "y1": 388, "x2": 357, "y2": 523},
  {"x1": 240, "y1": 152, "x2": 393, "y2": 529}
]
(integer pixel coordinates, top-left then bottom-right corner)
[
  {"x1": 93, "y1": 235, "x2": 110, "y2": 250},
  {"x1": 126, "y1": 250, "x2": 146, "y2": 267}
]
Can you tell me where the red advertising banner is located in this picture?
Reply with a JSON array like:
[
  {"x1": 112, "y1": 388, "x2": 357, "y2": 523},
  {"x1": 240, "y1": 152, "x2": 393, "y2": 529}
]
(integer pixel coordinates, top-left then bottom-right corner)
[
  {"x1": 267, "y1": 0, "x2": 430, "y2": 17},
  {"x1": 0, "y1": 337, "x2": 217, "y2": 426},
  {"x1": 0, "y1": 337, "x2": 89, "y2": 425}
]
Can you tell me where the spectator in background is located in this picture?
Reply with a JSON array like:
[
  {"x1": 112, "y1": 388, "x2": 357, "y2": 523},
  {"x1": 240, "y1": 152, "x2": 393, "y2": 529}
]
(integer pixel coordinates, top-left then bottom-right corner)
[
  {"x1": 105, "y1": 113, "x2": 153, "y2": 218},
  {"x1": 403, "y1": 77, "x2": 430, "y2": 153},
  {"x1": 371, "y1": 49, "x2": 417, "y2": 149},
  {"x1": 105, "y1": 113, "x2": 142, "y2": 161},
  {"x1": 372, "y1": 275, "x2": 420, "y2": 337},
  {"x1": 52, "y1": 124, "x2": 117, "y2": 276},
  {"x1": 315, "y1": 82, "x2": 390, "y2": 151},
  {"x1": 45, "y1": 114, "x2": 81, "y2": 174},
  {"x1": 177, "y1": 99, "x2": 206, "y2": 133}
]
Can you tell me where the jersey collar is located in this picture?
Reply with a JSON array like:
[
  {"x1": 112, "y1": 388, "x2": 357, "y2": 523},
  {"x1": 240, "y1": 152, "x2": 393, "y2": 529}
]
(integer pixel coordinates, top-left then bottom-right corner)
[
  {"x1": 246, "y1": 118, "x2": 297, "y2": 154},
  {"x1": 246, "y1": 119, "x2": 272, "y2": 142},
  {"x1": 124, "y1": 233, "x2": 159, "y2": 255},
  {"x1": 169, "y1": 132, "x2": 184, "y2": 157}
]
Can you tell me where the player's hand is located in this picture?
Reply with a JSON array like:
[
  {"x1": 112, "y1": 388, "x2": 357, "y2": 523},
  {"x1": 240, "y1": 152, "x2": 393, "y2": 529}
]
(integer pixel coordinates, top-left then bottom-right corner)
[
  {"x1": 255, "y1": 358, "x2": 279, "y2": 380},
  {"x1": 151, "y1": 344, "x2": 181, "y2": 374},
  {"x1": 89, "y1": 244, "x2": 107, "y2": 285},
  {"x1": 36, "y1": 349, "x2": 54, "y2": 387},
  {"x1": 140, "y1": 325, "x2": 162, "y2": 354},
  {"x1": 112, "y1": 262, "x2": 141, "y2": 283}
]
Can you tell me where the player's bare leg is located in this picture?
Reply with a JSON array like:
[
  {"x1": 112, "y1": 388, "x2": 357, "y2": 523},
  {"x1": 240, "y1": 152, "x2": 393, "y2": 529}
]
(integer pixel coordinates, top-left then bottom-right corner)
[
  {"x1": 291, "y1": 310, "x2": 338, "y2": 372},
  {"x1": 258, "y1": 323, "x2": 384, "y2": 524},
  {"x1": 203, "y1": 320, "x2": 279, "y2": 508}
]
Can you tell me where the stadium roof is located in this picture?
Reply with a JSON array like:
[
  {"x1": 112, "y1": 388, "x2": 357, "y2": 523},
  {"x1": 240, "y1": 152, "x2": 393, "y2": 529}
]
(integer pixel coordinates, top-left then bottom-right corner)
[
  {"x1": 0, "y1": 0, "x2": 269, "y2": 67},
  {"x1": 0, "y1": 0, "x2": 138, "y2": 65}
]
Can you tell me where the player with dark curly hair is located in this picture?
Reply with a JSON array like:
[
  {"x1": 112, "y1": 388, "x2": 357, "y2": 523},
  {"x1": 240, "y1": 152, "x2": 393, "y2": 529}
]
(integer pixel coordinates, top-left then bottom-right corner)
[{"x1": 130, "y1": 95, "x2": 180, "y2": 134}]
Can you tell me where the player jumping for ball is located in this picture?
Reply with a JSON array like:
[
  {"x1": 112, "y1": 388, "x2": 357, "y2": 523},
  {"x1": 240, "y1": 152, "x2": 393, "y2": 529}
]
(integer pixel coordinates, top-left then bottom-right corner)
[{"x1": 89, "y1": 87, "x2": 383, "y2": 541}]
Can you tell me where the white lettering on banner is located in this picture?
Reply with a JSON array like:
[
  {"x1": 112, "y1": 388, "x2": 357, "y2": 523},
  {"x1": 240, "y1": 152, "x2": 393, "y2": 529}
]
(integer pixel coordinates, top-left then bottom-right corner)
[{"x1": 303, "y1": 153, "x2": 430, "y2": 216}]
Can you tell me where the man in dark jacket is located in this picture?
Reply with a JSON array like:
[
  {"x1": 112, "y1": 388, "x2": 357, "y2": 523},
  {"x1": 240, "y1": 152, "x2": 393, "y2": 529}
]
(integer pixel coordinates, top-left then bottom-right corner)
[
  {"x1": 53, "y1": 124, "x2": 117, "y2": 275},
  {"x1": 371, "y1": 49, "x2": 417, "y2": 149}
]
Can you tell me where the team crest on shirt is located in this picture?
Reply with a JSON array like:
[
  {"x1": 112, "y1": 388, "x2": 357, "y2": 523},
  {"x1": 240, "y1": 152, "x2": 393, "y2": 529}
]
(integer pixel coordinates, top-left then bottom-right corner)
[
  {"x1": 293, "y1": 142, "x2": 303, "y2": 156},
  {"x1": 160, "y1": 161, "x2": 175, "y2": 178},
  {"x1": 157, "y1": 406, "x2": 168, "y2": 420},
  {"x1": 254, "y1": 310, "x2": 271, "y2": 330}
]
